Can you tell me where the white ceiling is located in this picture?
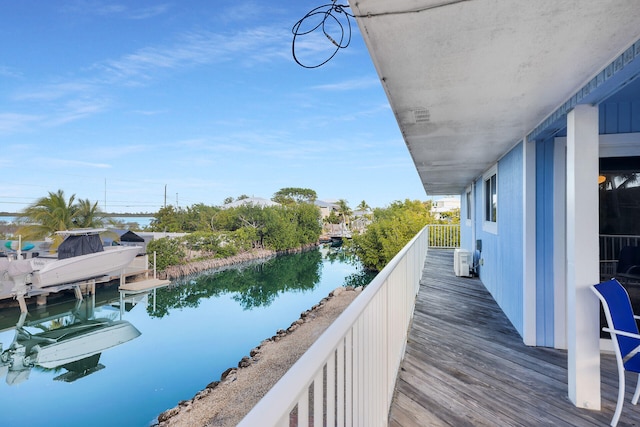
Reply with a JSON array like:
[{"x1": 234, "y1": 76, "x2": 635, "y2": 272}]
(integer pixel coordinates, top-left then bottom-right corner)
[{"x1": 349, "y1": 0, "x2": 640, "y2": 195}]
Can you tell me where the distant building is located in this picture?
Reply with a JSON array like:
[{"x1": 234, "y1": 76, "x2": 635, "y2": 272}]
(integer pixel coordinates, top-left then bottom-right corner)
[
  {"x1": 431, "y1": 197, "x2": 460, "y2": 220},
  {"x1": 314, "y1": 200, "x2": 339, "y2": 220},
  {"x1": 351, "y1": 209, "x2": 373, "y2": 233}
]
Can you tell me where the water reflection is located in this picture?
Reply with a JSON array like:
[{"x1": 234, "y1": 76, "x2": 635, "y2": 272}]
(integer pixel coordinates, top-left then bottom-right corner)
[
  {"x1": 0, "y1": 247, "x2": 375, "y2": 427},
  {"x1": 0, "y1": 299, "x2": 140, "y2": 386},
  {"x1": 323, "y1": 246, "x2": 378, "y2": 288},
  {"x1": 149, "y1": 249, "x2": 324, "y2": 317}
]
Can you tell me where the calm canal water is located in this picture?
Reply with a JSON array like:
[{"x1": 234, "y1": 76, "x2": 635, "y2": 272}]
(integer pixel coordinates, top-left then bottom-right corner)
[{"x1": 0, "y1": 247, "x2": 374, "y2": 426}]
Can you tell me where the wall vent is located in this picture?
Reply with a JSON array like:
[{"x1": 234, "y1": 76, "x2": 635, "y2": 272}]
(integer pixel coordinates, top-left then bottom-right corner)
[{"x1": 413, "y1": 108, "x2": 430, "y2": 123}]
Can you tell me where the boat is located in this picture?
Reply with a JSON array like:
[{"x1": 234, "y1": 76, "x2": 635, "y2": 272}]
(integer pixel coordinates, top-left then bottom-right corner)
[
  {"x1": 29, "y1": 245, "x2": 139, "y2": 287},
  {"x1": 4, "y1": 241, "x2": 35, "y2": 251},
  {"x1": 3, "y1": 229, "x2": 139, "y2": 297},
  {"x1": 0, "y1": 318, "x2": 141, "y2": 385}
]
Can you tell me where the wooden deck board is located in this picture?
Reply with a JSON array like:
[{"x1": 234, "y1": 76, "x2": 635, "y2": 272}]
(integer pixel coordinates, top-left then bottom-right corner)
[{"x1": 389, "y1": 249, "x2": 640, "y2": 426}]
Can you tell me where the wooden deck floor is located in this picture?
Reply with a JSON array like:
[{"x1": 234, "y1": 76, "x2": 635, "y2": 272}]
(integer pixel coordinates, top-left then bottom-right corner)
[{"x1": 389, "y1": 249, "x2": 640, "y2": 426}]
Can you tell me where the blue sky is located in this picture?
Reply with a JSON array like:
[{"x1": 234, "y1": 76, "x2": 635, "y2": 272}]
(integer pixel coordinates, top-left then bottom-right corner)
[{"x1": 0, "y1": 1, "x2": 429, "y2": 213}]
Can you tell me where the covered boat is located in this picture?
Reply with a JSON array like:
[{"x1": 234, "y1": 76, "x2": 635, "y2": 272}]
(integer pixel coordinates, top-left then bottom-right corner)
[{"x1": 4, "y1": 229, "x2": 139, "y2": 295}]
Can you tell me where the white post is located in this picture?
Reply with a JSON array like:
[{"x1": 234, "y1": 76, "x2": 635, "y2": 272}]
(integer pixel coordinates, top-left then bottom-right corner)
[
  {"x1": 119, "y1": 291, "x2": 124, "y2": 319},
  {"x1": 553, "y1": 137, "x2": 567, "y2": 350},
  {"x1": 566, "y1": 104, "x2": 600, "y2": 409},
  {"x1": 522, "y1": 137, "x2": 537, "y2": 346},
  {"x1": 17, "y1": 235, "x2": 22, "y2": 260}
]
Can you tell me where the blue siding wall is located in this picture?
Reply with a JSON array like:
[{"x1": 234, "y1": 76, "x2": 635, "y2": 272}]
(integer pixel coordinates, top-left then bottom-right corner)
[
  {"x1": 475, "y1": 142, "x2": 524, "y2": 335},
  {"x1": 535, "y1": 137, "x2": 556, "y2": 346},
  {"x1": 601, "y1": 101, "x2": 640, "y2": 133},
  {"x1": 555, "y1": 100, "x2": 640, "y2": 137}
]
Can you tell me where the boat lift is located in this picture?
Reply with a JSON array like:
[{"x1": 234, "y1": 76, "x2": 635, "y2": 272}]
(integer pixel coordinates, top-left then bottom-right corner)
[{"x1": 3, "y1": 248, "x2": 169, "y2": 314}]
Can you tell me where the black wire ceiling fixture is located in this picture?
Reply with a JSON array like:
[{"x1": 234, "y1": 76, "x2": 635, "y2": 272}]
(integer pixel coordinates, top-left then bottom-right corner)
[
  {"x1": 291, "y1": 0, "x2": 471, "y2": 68},
  {"x1": 291, "y1": 1, "x2": 355, "y2": 69}
]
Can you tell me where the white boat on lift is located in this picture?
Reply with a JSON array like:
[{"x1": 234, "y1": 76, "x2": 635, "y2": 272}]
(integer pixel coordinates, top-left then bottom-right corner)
[{"x1": 2, "y1": 228, "x2": 139, "y2": 299}]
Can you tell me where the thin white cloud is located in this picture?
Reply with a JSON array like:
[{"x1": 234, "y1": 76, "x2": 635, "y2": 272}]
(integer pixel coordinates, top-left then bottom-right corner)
[
  {"x1": 41, "y1": 158, "x2": 112, "y2": 169},
  {"x1": 4, "y1": 20, "x2": 291, "y2": 133},
  {"x1": 88, "y1": 144, "x2": 150, "y2": 158},
  {"x1": 312, "y1": 77, "x2": 380, "y2": 91},
  {"x1": 96, "y1": 26, "x2": 290, "y2": 85},
  {"x1": 1, "y1": 96, "x2": 109, "y2": 130},
  {"x1": 95, "y1": 3, "x2": 127, "y2": 15},
  {"x1": 128, "y1": 4, "x2": 171, "y2": 20},
  {"x1": 176, "y1": 138, "x2": 209, "y2": 149},
  {"x1": 0, "y1": 113, "x2": 41, "y2": 134},
  {"x1": 130, "y1": 109, "x2": 168, "y2": 116},
  {"x1": 46, "y1": 98, "x2": 110, "y2": 126},
  {"x1": 13, "y1": 82, "x2": 95, "y2": 102},
  {"x1": 66, "y1": 1, "x2": 170, "y2": 20},
  {"x1": 217, "y1": 1, "x2": 290, "y2": 24},
  {"x1": 0, "y1": 65, "x2": 22, "y2": 79}
]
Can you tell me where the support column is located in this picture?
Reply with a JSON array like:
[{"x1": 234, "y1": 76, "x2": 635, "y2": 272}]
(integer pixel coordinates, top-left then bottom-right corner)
[
  {"x1": 566, "y1": 104, "x2": 600, "y2": 409},
  {"x1": 522, "y1": 137, "x2": 537, "y2": 346},
  {"x1": 553, "y1": 137, "x2": 567, "y2": 350}
]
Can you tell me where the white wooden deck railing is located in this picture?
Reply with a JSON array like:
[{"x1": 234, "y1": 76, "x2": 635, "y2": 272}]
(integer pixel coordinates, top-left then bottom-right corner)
[
  {"x1": 237, "y1": 226, "x2": 429, "y2": 427},
  {"x1": 428, "y1": 224, "x2": 460, "y2": 248}
]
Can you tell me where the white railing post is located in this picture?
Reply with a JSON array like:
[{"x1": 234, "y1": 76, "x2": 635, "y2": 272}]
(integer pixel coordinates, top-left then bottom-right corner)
[{"x1": 237, "y1": 226, "x2": 429, "y2": 427}]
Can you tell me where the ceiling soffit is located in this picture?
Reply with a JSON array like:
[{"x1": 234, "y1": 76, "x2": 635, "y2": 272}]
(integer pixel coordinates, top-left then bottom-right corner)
[{"x1": 349, "y1": 0, "x2": 640, "y2": 195}]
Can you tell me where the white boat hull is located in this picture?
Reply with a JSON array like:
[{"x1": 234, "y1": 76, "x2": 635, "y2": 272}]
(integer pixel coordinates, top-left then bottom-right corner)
[{"x1": 30, "y1": 246, "x2": 140, "y2": 288}]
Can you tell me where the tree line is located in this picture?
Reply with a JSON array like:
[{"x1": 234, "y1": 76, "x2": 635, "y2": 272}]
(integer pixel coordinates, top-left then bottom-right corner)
[{"x1": 9, "y1": 188, "x2": 460, "y2": 273}]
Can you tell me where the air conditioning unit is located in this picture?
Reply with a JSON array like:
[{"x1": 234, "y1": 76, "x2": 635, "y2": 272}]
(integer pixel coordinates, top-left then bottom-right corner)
[{"x1": 454, "y1": 248, "x2": 471, "y2": 277}]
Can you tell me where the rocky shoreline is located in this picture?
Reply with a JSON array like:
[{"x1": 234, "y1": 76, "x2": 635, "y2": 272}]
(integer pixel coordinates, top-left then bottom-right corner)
[{"x1": 154, "y1": 285, "x2": 362, "y2": 426}]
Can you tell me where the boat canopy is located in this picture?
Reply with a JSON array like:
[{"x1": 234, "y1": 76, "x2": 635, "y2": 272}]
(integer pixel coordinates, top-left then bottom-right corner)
[
  {"x1": 113, "y1": 229, "x2": 144, "y2": 243},
  {"x1": 57, "y1": 234, "x2": 104, "y2": 260}
]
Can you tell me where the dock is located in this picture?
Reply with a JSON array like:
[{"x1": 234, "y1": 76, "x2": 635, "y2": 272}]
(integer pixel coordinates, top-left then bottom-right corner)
[
  {"x1": 117, "y1": 275, "x2": 171, "y2": 317},
  {"x1": 119, "y1": 278, "x2": 170, "y2": 292}
]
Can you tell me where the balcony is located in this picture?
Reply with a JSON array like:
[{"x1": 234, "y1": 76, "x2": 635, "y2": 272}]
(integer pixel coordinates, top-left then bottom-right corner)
[
  {"x1": 240, "y1": 228, "x2": 640, "y2": 426},
  {"x1": 389, "y1": 249, "x2": 639, "y2": 426}
]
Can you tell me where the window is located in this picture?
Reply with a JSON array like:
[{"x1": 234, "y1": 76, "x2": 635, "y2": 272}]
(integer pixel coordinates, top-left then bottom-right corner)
[
  {"x1": 466, "y1": 189, "x2": 472, "y2": 221},
  {"x1": 483, "y1": 166, "x2": 497, "y2": 233},
  {"x1": 599, "y1": 156, "x2": 640, "y2": 235},
  {"x1": 485, "y1": 174, "x2": 497, "y2": 223}
]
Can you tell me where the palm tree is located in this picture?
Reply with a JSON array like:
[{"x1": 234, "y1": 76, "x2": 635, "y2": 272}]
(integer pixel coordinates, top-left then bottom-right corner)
[
  {"x1": 357, "y1": 200, "x2": 371, "y2": 211},
  {"x1": 16, "y1": 190, "x2": 106, "y2": 248},
  {"x1": 336, "y1": 199, "x2": 352, "y2": 234},
  {"x1": 73, "y1": 198, "x2": 105, "y2": 228}
]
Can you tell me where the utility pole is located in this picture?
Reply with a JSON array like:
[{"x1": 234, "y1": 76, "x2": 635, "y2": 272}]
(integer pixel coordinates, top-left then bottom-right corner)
[{"x1": 164, "y1": 184, "x2": 167, "y2": 208}]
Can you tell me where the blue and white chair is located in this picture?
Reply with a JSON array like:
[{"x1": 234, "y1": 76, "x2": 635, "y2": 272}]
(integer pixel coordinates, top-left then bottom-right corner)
[{"x1": 592, "y1": 279, "x2": 640, "y2": 426}]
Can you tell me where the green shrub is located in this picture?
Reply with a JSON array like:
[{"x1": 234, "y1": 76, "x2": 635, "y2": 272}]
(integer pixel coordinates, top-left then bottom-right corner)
[{"x1": 147, "y1": 237, "x2": 186, "y2": 271}]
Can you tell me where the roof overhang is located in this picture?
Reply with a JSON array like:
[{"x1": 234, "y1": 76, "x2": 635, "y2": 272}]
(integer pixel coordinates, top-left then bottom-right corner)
[{"x1": 349, "y1": 0, "x2": 640, "y2": 195}]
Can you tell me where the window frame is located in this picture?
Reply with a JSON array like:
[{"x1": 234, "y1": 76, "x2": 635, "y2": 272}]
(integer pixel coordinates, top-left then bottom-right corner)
[
  {"x1": 482, "y1": 165, "x2": 498, "y2": 234},
  {"x1": 465, "y1": 186, "x2": 472, "y2": 226}
]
